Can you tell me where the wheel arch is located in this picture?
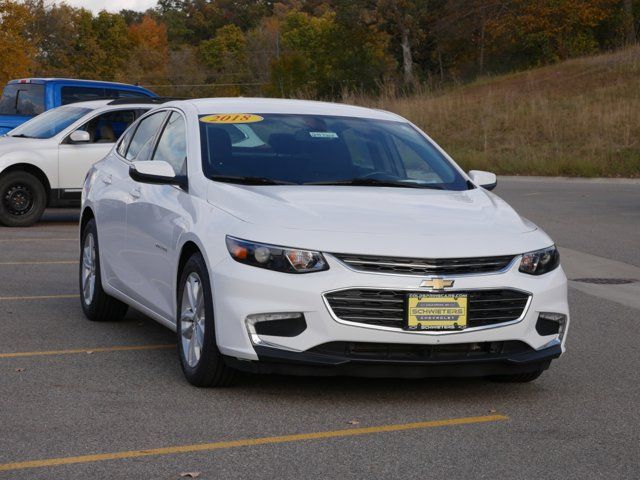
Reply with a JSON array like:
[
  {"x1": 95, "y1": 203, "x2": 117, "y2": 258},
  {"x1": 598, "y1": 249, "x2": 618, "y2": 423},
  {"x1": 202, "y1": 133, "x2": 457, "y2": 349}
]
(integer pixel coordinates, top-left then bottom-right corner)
[
  {"x1": 177, "y1": 241, "x2": 202, "y2": 288},
  {"x1": 0, "y1": 163, "x2": 52, "y2": 203},
  {"x1": 80, "y1": 207, "x2": 95, "y2": 235}
]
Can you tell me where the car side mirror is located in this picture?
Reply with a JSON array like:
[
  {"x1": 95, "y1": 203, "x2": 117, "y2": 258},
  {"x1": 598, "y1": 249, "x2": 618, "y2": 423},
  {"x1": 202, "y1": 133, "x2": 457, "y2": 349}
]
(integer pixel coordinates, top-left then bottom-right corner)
[
  {"x1": 129, "y1": 161, "x2": 188, "y2": 190},
  {"x1": 468, "y1": 170, "x2": 497, "y2": 190},
  {"x1": 69, "y1": 130, "x2": 91, "y2": 143}
]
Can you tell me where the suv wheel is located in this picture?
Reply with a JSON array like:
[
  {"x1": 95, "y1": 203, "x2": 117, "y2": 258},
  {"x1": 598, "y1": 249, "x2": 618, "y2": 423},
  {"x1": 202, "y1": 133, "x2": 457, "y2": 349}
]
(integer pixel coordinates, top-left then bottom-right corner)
[
  {"x1": 177, "y1": 252, "x2": 235, "y2": 387},
  {"x1": 79, "y1": 218, "x2": 128, "y2": 321},
  {"x1": 0, "y1": 171, "x2": 47, "y2": 227}
]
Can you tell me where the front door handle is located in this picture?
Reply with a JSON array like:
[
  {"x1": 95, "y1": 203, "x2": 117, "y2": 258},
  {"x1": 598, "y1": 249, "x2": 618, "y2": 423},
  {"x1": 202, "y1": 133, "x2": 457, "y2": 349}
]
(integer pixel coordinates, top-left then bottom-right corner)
[
  {"x1": 130, "y1": 187, "x2": 141, "y2": 199},
  {"x1": 101, "y1": 174, "x2": 112, "y2": 185}
]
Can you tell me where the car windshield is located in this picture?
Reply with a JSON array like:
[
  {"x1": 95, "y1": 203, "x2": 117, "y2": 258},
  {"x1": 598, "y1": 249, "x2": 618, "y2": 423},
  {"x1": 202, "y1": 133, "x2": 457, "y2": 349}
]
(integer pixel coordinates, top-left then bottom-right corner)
[
  {"x1": 199, "y1": 113, "x2": 469, "y2": 190},
  {"x1": 8, "y1": 106, "x2": 92, "y2": 139}
]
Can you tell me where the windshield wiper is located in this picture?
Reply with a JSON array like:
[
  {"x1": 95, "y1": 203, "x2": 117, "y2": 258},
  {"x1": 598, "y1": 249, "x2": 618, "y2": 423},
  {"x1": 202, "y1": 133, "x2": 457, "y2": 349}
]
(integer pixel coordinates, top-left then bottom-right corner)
[
  {"x1": 305, "y1": 178, "x2": 444, "y2": 189},
  {"x1": 209, "y1": 175, "x2": 296, "y2": 186},
  {"x1": 9, "y1": 134, "x2": 35, "y2": 139}
]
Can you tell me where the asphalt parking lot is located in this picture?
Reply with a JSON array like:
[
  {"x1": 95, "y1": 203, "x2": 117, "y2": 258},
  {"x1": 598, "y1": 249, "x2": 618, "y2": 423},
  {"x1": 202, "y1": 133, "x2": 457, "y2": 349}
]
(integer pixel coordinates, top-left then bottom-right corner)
[{"x1": 1, "y1": 177, "x2": 639, "y2": 479}]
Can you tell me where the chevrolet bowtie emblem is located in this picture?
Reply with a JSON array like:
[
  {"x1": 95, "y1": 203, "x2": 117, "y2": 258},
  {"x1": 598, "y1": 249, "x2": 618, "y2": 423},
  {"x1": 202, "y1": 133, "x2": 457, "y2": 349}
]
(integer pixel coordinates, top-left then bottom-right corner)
[{"x1": 420, "y1": 278, "x2": 455, "y2": 290}]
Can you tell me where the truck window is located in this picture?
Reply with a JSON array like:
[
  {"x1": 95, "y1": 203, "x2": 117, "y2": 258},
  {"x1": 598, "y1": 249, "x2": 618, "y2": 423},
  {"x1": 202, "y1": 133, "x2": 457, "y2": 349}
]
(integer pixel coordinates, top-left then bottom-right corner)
[
  {"x1": 105, "y1": 88, "x2": 151, "y2": 99},
  {"x1": 0, "y1": 84, "x2": 45, "y2": 115},
  {"x1": 61, "y1": 86, "x2": 106, "y2": 105}
]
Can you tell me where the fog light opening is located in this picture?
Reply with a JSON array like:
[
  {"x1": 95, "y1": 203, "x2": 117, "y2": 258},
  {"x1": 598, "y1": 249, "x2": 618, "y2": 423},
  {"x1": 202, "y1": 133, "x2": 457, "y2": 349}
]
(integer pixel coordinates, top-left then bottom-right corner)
[
  {"x1": 245, "y1": 313, "x2": 306, "y2": 349},
  {"x1": 536, "y1": 312, "x2": 567, "y2": 340}
]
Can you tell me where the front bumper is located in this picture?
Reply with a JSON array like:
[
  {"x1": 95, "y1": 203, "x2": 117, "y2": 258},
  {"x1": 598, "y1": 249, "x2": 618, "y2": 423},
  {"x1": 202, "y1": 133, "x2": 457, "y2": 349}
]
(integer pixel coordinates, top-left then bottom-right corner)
[
  {"x1": 225, "y1": 341, "x2": 561, "y2": 378},
  {"x1": 211, "y1": 253, "x2": 569, "y2": 375}
]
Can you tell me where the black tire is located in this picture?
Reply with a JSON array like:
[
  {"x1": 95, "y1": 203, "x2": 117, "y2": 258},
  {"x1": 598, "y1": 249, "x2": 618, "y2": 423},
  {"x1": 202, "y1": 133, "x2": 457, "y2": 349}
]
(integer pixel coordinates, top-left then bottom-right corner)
[
  {"x1": 489, "y1": 369, "x2": 544, "y2": 383},
  {"x1": 177, "y1": 252, "x2": 234, "y2": 387},
  {"x1": 79, "y1": 218, "x2": 128, "y2": 322},
  {"x1": 0, "y1": 171, "x2": 47, "y2": 227}
]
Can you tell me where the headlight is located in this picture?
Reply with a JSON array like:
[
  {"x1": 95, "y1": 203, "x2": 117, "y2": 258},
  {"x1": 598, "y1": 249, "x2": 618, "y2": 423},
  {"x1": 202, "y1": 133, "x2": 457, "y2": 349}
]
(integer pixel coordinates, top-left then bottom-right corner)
[
  {"x1": 519, "y1": 246, "x2": 560, "y2": 275},
  {"x1": 226, "y1": 236, "x2": 329, "y2": 273}
]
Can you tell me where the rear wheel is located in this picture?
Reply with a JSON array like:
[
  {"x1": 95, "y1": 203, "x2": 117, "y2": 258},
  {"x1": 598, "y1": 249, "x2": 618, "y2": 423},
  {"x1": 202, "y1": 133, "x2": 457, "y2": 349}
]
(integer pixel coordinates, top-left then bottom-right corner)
[
  {"x1": 79, "y1": 218, "x2": 128, "y2": 322},
  {"x1": 489, "y1": 369, "x2": 544, "y2": 383},
  {"x1": 177, "y1": 252, "x2": 234, "y2": 387},
  {"x1": 0, "y1": 171, "x2": 47, "y2": 227}
]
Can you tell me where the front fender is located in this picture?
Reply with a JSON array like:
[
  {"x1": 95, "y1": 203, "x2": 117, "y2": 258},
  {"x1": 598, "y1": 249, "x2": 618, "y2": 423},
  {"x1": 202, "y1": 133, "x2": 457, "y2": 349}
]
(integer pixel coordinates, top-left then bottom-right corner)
[{"x1": 0, "y1": 148, "x2": 58, "y2": 187}]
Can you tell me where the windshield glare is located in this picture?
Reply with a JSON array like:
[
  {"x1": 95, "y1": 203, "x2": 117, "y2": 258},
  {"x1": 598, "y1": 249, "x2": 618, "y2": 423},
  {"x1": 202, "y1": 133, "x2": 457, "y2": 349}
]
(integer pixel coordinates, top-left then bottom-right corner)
[
  {"x1": 8, "y1": 106, "x2": 92, "y2": 139},
  {"x1": 199, "y1": 114, "x2": 468, "y2": 190}
]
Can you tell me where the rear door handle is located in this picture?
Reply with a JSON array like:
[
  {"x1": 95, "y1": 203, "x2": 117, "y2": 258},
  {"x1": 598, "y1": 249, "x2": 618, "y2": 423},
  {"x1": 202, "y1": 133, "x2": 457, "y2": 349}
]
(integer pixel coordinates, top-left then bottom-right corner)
[
  {"x1": 101, "y1": 174, "x2": 112, "y2": 185},
  {"x1": 130, "y1": 187, "x2": 141, "y2": 199}
]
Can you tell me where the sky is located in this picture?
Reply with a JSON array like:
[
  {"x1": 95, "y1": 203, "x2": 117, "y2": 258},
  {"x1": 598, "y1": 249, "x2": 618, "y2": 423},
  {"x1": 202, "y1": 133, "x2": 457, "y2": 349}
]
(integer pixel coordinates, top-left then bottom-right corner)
[{"x1": 60, "y1": 0, "x2": 157, "y2": 13}]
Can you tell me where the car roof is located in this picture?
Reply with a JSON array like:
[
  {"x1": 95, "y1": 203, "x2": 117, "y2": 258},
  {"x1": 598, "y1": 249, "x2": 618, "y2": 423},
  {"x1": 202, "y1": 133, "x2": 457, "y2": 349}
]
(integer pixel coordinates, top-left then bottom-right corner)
[{"x1": 166, "y1": 98, "x2": 406, "y2": 122}]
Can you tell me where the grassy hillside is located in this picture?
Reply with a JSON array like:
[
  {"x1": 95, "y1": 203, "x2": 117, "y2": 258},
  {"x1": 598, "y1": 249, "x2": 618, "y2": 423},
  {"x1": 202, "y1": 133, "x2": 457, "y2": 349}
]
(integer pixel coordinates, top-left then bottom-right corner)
[{"x1": 352, "y1": 47, "x2": 640, "y2": 177}]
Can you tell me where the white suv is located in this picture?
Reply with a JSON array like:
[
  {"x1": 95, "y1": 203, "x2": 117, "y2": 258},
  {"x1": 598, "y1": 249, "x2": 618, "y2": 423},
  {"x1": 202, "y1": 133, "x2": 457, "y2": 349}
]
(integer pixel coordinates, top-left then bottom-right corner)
[
  {"x1": 0, "y1": 99, "x2": 161, "y2": 226},
  {"x1": 80, "y1": 98, "x2": 569, "y2": 387}
]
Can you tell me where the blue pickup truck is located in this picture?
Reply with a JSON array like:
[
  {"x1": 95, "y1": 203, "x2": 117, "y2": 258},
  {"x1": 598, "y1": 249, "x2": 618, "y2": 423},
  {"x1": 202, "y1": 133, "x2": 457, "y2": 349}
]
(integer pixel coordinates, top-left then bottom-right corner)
[{"x1": 0, "y1": 78, "x2": 156, "y2": 135}]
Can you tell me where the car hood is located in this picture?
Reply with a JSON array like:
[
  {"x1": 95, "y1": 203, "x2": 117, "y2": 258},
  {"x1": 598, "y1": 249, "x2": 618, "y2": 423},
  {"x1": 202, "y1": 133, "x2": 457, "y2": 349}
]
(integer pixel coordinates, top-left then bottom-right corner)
[
  {"x1": 0, "y1": 136, "x2": 44, "y2": 156},
  {"x1": 207, "y1": 184, "x2": 536, "y2": 236}
]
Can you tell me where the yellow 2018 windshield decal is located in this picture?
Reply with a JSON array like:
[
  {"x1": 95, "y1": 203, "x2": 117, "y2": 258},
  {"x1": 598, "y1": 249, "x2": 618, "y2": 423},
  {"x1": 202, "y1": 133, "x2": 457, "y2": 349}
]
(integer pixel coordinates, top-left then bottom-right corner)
[{"x1": 200, "y1": 114, "x2": 263, "y2": 124}]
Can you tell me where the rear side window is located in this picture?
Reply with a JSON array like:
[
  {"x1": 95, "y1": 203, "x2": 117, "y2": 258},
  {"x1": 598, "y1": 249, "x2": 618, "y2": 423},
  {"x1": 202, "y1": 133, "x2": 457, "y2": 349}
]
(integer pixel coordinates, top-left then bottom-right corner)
[
  {"x1": 61, "y1": 86, "x2": 106, "y2": 105},
  {"x1": 0, "y1": 84, "x2": 45, "y2": 115},
  {"x1": 106, "y1": 88, "x2": 151, "y2": 99},
  {"x1": 125, "y1": 112, "x2": 167, "y2": 161}
]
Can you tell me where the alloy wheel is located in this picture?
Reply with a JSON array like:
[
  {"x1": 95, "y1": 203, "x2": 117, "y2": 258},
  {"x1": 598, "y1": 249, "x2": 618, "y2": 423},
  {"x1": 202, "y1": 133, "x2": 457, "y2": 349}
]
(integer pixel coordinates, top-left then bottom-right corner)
[
  {"x1": 180, "y1": 272, "x2": 206, "y2": 368},
  {"x1": 81, "y1": 233, "x2": 96, "y2": 305}
]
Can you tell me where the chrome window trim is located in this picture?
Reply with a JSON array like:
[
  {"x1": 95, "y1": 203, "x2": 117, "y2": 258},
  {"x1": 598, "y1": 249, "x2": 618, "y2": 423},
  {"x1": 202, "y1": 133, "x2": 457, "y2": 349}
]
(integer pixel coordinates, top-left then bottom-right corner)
[{"x1": 321, "y1": 286, "x2": 532, "y2": 336}]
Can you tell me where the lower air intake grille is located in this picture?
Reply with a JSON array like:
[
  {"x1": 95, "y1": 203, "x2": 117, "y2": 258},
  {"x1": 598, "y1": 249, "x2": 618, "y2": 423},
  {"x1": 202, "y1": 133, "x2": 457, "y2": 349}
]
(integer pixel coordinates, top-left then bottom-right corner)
[
  {"x1": 324, "y1": 289, "x2": 530, "y2": 329},
  {"x1": 309, "y1": 341, "x2": 533, "y2": 361}
]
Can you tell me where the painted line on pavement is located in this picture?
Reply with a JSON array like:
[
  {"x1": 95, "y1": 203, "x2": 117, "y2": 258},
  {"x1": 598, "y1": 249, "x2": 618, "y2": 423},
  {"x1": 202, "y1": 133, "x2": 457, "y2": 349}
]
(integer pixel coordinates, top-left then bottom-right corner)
[
  {"x1": 0, "y1": 260, "x2": 76, "y2": 266},
  {"x1": 0, "y1": 414, "x2": 508, "y2": 472},
  {"x1": 0, "y1": 344, "x2": 174, "y2": 359},
  {"x1": 0, "y1": 294, "x2": 79, "y2": 301},
  {"x1": 0, "y1": 237, "x2": 76, "y2": 242}
]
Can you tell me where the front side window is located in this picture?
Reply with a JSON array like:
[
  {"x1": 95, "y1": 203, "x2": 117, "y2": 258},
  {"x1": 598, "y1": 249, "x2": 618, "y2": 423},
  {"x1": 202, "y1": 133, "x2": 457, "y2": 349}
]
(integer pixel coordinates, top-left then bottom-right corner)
[
  {"x1": 0, "y1": 84, "x2": 45, "y2": 115},
  {"x1": 125, "y1": 111, "x2": 167, "y2": 162},
  {"x1": 153, "y1": 112, "x2": 187, "y2": 174},
  {"x1": 199, "y1": 114, "x2": 468, "y2": 190},
  {"x1": 7, "y1": 106, "x2": 92, "y2": 139},
  {"x1": 73, "y1": 109, "x2": 143, "y2": 144}
]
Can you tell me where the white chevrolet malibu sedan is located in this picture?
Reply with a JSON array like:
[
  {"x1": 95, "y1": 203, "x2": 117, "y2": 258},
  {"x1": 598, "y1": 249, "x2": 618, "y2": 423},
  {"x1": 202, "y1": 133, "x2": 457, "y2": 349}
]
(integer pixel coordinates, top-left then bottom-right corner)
[{"x1": 79, "y1": 98, "x2": 569, "y2": 387}]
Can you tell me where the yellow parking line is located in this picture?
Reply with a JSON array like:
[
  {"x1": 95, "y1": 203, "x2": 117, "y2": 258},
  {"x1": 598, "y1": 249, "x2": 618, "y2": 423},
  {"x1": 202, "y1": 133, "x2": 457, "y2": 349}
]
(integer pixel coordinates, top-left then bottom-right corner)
[
  {"x1": 0, "y1": 260, "x2": 76, "y2": 265},
  {"x1": 0, "y1": 237, "x2": 76, "y2": 242},
  {"x1": 0, "y1": 414, "x2": 508, "y2": 472},
  {"x1": 0, "y1": 344, "x2": 174, "y2": 359},
  {"x1": 0, "y1": 294, "x2": 79, "y2": 301}
]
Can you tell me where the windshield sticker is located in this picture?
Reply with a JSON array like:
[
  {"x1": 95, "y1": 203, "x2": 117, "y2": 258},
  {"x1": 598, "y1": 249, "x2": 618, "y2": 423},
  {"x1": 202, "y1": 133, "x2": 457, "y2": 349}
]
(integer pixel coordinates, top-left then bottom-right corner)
[
  {"x1": 200, "y1": 114, "x2": 263, "y2": 124},
  {"x1": 309, "y1": 131, "x2": 338, "y2": 139}
]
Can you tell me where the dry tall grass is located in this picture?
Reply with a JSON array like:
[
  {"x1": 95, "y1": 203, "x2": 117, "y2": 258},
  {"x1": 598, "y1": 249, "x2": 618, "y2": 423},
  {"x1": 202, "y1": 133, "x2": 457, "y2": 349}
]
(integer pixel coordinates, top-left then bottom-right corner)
[{"x1": 348, "y1": 47, "x2": 640, "y2": 177}]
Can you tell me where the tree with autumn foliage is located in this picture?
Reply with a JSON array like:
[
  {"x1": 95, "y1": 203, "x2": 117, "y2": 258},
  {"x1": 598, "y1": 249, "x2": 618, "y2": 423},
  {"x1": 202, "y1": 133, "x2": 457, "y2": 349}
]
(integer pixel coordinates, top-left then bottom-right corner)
[
  {"x1": 0, "y1": 0, "x2": 35, "y2": 84},
  {"x1": 128, "y1": 15, "x2": 170, "y2": 84}
]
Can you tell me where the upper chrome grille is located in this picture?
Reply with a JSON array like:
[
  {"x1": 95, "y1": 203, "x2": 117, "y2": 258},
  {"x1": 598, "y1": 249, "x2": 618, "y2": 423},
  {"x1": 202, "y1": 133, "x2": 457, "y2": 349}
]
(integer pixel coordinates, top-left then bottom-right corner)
[
  {"x1": 332, "y1": 253, "x2": 517, "y2": 276},
  {"x1": 324, "y1": 289, "x2": 530, "y2": 330}
]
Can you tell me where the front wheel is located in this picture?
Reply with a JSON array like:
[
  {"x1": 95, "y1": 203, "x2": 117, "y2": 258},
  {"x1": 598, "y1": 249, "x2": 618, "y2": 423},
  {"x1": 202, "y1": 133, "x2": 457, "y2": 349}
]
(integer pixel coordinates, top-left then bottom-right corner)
[
  {"x1": 177, "y1": 252, "x2": 234, "y2": 387},
  {"x1": 0, "y1": 171, "x2": 47, "y2": 227}
]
